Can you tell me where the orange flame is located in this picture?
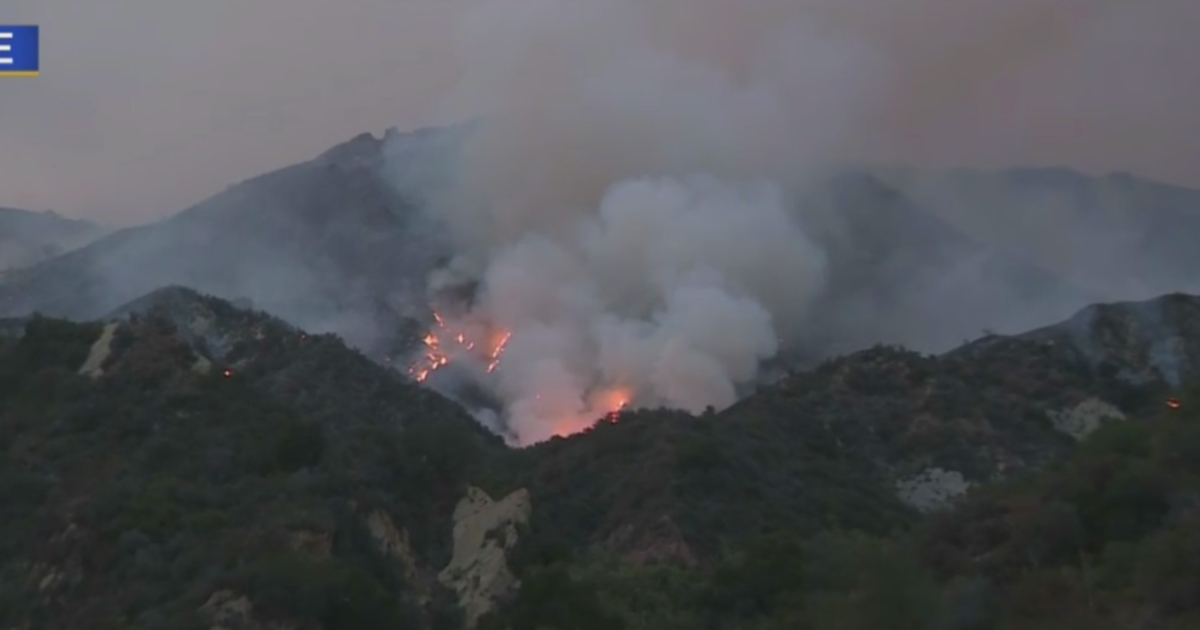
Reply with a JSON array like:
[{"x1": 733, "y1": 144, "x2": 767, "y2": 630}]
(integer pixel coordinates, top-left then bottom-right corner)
[
  {"x1": 407, "y1": 310, "x2": 639, "y2": 442},
  {"x1": 594, "y1": 387, "x2": 632, "y2": 423},
  {"x1": 407, "y1": 310, "x2": 513, "y2": 383},
  {"x1": 487, "y1": 331, "x2": 512, "y2": 373}
]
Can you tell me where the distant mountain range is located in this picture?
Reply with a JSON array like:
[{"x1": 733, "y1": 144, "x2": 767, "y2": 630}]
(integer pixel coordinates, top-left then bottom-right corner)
[
  {"x1": 880, "y1": 166, "x2": 1200, "y2": 299},
  {"x1": 4, "y1": 126, "x2": 1199, "y2": 366},
  {"x1": 0, "y1": 127, "x2": 460, "y2": 354},
  {"x1": 0, "y1": 206, "x2": 108, "y2": 271}
]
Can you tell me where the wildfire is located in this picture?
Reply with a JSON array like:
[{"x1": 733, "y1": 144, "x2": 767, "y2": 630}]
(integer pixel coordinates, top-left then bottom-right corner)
[
  {"x1": 406, "y1": 309, "x2": 637, "y2": 441},
  {"x1": 487, "y1": 332, "x2": 512, "y2": 373},
  {"x1": 595, "y1": 387, "x2": 631, "y2": 423},
  {"x1": 407, "y1": 310, "x2": 513, "y2": 383}
]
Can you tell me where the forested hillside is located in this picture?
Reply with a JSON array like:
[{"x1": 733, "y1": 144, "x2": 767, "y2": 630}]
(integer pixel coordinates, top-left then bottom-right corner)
[{"x1": 2, "y1": 289, "x2": 1199, "y2": 629}]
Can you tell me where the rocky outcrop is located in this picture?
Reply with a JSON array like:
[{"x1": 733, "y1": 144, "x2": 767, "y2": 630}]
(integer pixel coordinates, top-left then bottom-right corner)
[
  {"x1": 78, "y1": 322, "x2": 118, "y2": 378},
  {"x1": 199, "y1": 590, "x2": 297, "y2": 630},
  {"x1": 288, "y1": 528, "x2": 332, "y2": 559},
  {"x1": 896, "y1": 467, "x2": 973, "y2": 512},
  {"x1": 28, "y1": 523, "x2": 85, "y2": 599},
  {"x1": 192, "y1": 354, "x2": 213, "y2": 374},
  {"x1": 605, "y1": 515, "x2": 697, "y2": 566},
  {"x1": 366, "y1": 509, "x2": 426, "y2": 602},
  {"x1": 439, "y1": 487, "x2": 531, "y2": 627},
  {"x1": 1047, "y1": 397, "x2": 1125, "y2": 440}
]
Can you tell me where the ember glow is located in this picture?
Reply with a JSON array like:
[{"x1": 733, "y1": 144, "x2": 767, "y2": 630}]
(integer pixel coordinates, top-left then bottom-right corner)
[
  {"x1": 518, "y1": 382, "x2": 636, "y2": 442},
  {"x1": 406, "y1": 309, "x2": 636, "y2": 443},
  {"x1": 407, "y1": 310, "x2": 513, "y2": 383}
]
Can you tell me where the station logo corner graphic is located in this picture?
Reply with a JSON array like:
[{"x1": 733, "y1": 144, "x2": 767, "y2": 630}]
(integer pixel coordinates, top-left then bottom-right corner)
[{"x1": 0, "y1": 25, "x2": 39, "y2": 78}]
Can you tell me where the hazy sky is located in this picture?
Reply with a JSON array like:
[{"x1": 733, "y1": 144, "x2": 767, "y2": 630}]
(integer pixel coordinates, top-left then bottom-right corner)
[{"x1": 2, "y1": 0, "x2": 1198, "y2": 224}]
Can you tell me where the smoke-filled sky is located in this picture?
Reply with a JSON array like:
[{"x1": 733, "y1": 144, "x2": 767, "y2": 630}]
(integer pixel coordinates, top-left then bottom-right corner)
[{"x1": 2, "y1": 0, "x2": 1199, "y2": 225}]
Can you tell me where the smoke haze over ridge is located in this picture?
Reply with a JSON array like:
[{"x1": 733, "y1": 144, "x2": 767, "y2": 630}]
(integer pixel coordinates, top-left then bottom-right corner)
[
  {"x1": 1, "y1": 0, "x2": 1198, "y2": 223},
  {"x1": 393, "y1": 0, "x2": 1190, "y2": 443},
  {"x1": 4, "y1": 1, "x2": 1200, "y2": 443}
]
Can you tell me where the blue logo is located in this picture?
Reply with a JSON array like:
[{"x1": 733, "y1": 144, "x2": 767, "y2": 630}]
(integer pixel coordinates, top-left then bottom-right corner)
[{"x1": 0, "y1": 25, "x2": 39, "y2": 77}]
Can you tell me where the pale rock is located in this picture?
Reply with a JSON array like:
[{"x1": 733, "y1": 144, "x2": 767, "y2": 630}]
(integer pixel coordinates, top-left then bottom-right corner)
[
  {"x1": 439, "y1": 486, "x2": 532, "y2": 627},
  {"x1": 896, "y1": 467, "x2": 972, "y2": 512},
  {"x1": 1047, "y1": 397, "x2": 1125, "y2": 440},
  {"x1": 78, "y1": 322, "x2": 119, "y2": 378}
]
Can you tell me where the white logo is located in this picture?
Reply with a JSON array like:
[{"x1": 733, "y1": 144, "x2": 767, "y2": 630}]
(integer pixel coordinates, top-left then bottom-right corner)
[{"x1": 0, "y1": 32, "x2": 12, "y2": 65}]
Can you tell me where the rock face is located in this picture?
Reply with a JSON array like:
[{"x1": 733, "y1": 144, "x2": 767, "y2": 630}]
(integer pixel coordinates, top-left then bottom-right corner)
[
  {"x1": 200, "y1": 590, "x2": 297, "y2": 630},
  {"x1": 439, "y1": 487, "x2": 532, "y2": 627},
  {"x1": 77, "y1": 322, "x2": 119, "y2": 378},
  {"x1": 366, "y1": 509, "x2": 426, "y2": 602},
  {"x1": 896, "y1": 467, "x2": 973, "y2": 512},
  {"x1": 288, "y1": 528, "x2": 333, "y2": 559},
  {"x1": 1047, "y1": 397, "x2": 1126, "y2": 440}
]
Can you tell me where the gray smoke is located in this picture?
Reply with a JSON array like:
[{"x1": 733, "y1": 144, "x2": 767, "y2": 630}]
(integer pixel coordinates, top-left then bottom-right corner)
[
  {"x1": 6, "y1": 0, "x2": 1193, "y2": 446},
  {"x1": 412, "y1": 0, "x2": 879, "y2": 443},
  {"x1": 399, "y1": 0, "x2": 1197, "y2": 444}
]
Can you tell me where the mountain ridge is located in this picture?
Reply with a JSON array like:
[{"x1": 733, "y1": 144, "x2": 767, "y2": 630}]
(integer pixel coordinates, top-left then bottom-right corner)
[
  {"x1": 0, "y1": 206, "x2": 108, "y2": 272},
  {"x1": 6, "y1": 127, "x2": 1200, "y2": 369}
]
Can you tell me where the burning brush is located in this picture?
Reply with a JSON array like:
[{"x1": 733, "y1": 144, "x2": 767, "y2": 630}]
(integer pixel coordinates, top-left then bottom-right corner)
[
  {"x1": 403, "y1": 303, "x2": 635, "y2": 442},
  {"x1": 406, "y1": 309, "x2": 512, "y2": 383}
]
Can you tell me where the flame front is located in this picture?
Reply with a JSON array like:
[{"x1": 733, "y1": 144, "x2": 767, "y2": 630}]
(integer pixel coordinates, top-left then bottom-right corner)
[
  {"x1": 596, "y1": 387, "x2": 631, "y2": 422},
  {"x1": 407, "y1": 311, "x2": 512, "y2": 383},
  {"x1": 407, "y1": 310, "x2": 637, "y2": 443}
]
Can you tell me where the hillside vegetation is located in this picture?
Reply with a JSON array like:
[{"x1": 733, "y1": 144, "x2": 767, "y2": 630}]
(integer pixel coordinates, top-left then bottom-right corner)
[{"x1": 2, "y1": 288, "x2": 1199, "y2": 629}]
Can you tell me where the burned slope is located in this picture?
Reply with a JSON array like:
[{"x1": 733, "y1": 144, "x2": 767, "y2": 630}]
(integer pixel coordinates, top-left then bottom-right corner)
[{"x1": 0, "y1": 287, "x2": 509, "y2": 630}]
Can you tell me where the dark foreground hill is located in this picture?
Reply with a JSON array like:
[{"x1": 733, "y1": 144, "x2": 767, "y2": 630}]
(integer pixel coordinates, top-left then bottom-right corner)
[{"x1": 3, "y1": 287, "x2": 1200, "y2": 629}]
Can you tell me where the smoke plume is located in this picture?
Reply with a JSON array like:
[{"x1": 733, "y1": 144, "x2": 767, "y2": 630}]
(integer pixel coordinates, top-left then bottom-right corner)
[{"x1": 409, "y1": 0, "x2": 895, "y2": 444}]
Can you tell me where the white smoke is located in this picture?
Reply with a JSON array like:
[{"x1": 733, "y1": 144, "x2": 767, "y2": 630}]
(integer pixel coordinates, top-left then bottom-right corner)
[
  {"x1": 465, "y1": 176, "x2": 826, "y2": 444},
  {"x1": 413, "y1": 0, "x2": 884, "y2": 444}
]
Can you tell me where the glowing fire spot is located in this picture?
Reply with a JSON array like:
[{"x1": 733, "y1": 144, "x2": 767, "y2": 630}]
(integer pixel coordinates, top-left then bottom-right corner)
[
  {"x1": 593, "y1": 387, "x2": 632, "y2": 423},
  {"x1": 486, "y1": 331, "x2": 512, "y2": 374},
  {"x1": 222, "y1": 369, "x2": 233, "y2": 378},
  {"x1": 1167, "y1": 397, "x2": 1182, "y2": 410},
  {"x1": 604, "y1": 398, "x2": 628, "y2": 422},
  {"x1": 407, "y1": 310, "x2": 512, "y2": 383}
]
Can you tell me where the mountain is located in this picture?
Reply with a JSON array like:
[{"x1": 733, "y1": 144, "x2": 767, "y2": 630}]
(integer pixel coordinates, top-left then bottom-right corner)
[
  {"x1": 881, "y1": 166, "x2": 1200, "y2": 301},
  {"x1": 0, "y1": 126, "x2": 463, "y2": 355},
  {"x1": 6, "y1": 127, "x2": 1199, "y2": 366},
  {"x1": 3, "y1": 287, "x2": 1200, "y2": 629},
  {"x1": 788, "y1": 171, "x2": 1102, "y2": 356},
  {"x1": 0, "y1": 206, "x2": 108, "y2": 271}
]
